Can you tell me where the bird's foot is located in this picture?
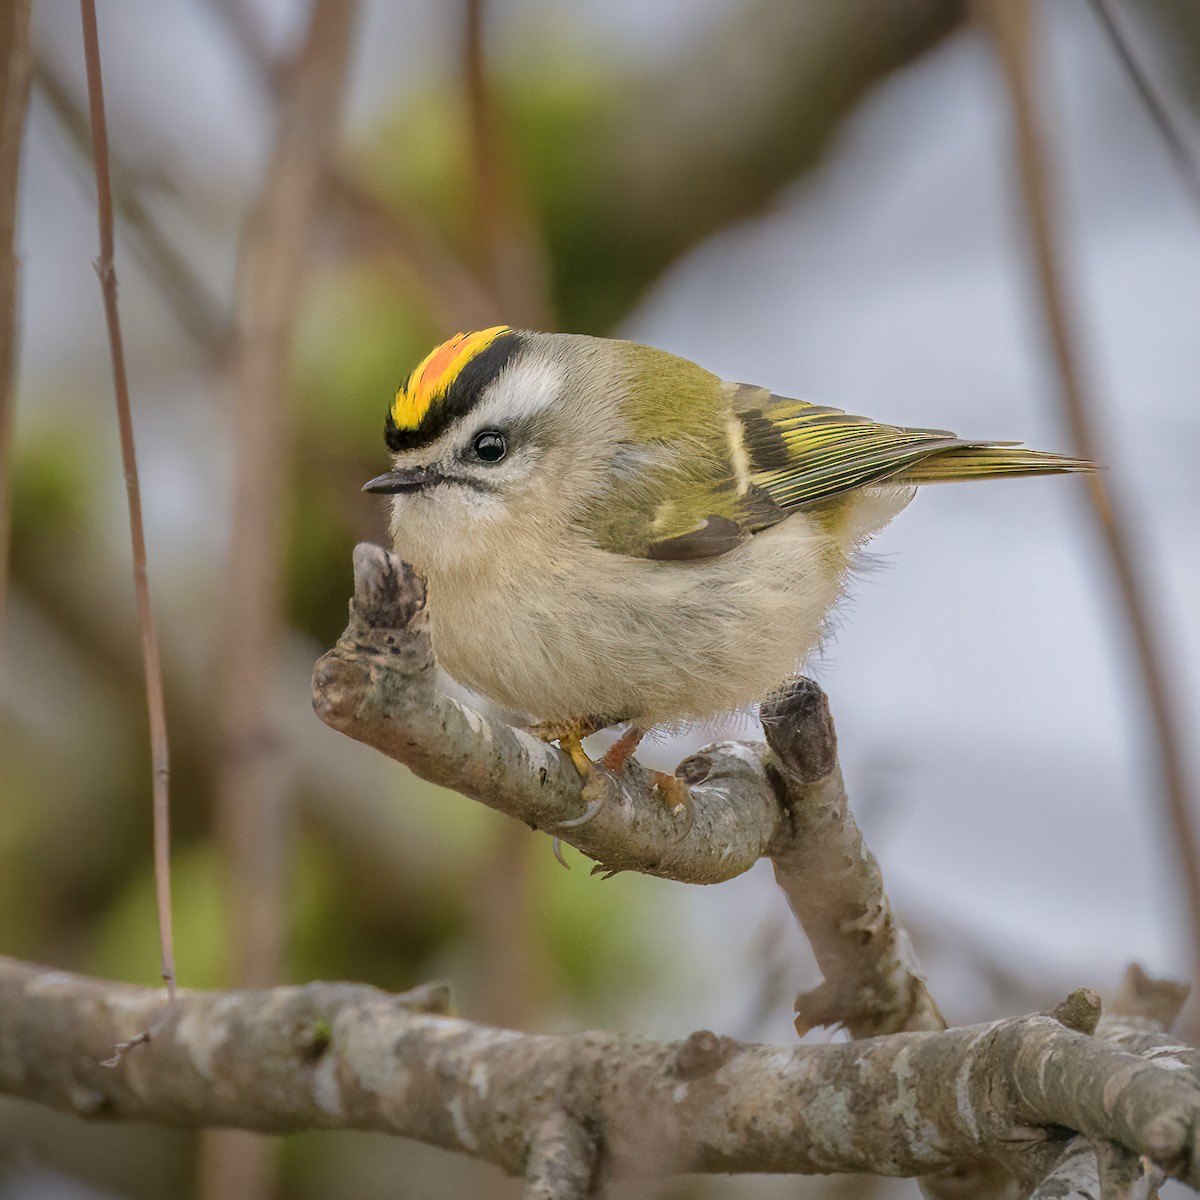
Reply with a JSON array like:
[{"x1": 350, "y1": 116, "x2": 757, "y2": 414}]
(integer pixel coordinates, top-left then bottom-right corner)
[
  {"x1": 557, "y1": 773, "x2": 610, "y2": 829},
  {"x1": 526, "y1": 718, "x2": 602, "y2": 779},
  {"x1": 651, "y1": 770, "x2": 693, "y2": 835}
]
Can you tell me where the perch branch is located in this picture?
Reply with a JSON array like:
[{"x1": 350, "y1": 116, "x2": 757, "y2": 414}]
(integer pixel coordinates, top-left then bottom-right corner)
[
  {"x1": 1, "y1": 958, "x2": 1199, "y2": 1188},
  {"x1": 312, "y1": 544, "x2": 941, "y2": 1036},
  {"x1": 312, "y1": 544, "x2": 780, "y2": 885}
]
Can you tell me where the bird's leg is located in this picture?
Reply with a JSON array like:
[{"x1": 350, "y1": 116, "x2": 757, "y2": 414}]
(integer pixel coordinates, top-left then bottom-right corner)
[
  {"x1": 600, "y1": 725, "x2": 645, "y2": 773},
  {"x1": 602, "y1": 725, "x2": 691, "y2": 823},
  {"x1": 526, "y1": 716, "x2": 603, "y2": 778}
]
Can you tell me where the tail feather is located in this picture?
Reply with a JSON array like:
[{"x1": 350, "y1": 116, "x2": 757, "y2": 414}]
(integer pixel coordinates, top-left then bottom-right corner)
[{"x1": 896, "y1": 444, "x2": 1095, "y2": 483}]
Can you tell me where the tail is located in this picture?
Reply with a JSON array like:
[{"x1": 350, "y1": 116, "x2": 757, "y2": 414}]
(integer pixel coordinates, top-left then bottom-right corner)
[{"x1": 896, "y1": 444, "x2": 1095, "y2": 484}]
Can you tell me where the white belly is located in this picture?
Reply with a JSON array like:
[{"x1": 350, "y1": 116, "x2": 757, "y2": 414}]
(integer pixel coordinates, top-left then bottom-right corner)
[{"x1": 422, "y1": 501, "x2": 897, "y2": 729}]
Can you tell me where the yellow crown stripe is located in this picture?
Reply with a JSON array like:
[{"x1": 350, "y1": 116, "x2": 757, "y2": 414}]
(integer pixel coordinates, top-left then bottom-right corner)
[{"x1": 391, "y1": 326, "x2": 512, "y2": 431}]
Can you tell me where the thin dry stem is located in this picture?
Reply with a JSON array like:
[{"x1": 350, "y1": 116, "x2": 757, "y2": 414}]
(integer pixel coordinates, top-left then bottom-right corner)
[
  {"x1": 0, "y1": 0, "x2": 31, "y2": 656},
  {"x1": 1087, "y1": 0, "x2": 1200, "y2": 213},
  {"x1": 78, "y1": 0, "x2": 176, "y2": 1001},
  {"x1": 983, "y1": 0, "x2": 1200, "y2": 1007}
]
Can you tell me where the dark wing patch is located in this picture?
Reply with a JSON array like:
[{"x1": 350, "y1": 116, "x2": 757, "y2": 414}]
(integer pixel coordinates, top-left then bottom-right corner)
[
  {"x1": 647, "y1": 515, "x2": 750, "y2": 561},
  {"x1": 734, "y1": 394, "x2": 973, "y2": 513}
]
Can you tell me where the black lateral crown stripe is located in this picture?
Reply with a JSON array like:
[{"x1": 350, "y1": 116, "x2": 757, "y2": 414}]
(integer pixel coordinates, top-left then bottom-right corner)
[{"x1": 383, "y1": 331, "x2": 523, "y2": 453}]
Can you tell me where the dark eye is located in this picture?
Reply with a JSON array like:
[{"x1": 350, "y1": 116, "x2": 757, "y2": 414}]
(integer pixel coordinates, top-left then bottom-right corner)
[{"x1": 472, "y1": 430, "x2": 507, "y2": 463}]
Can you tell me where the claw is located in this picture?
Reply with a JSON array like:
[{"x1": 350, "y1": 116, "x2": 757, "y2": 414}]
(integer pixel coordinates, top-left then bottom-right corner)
[
  {"x1": 558, "y1": 787, "x2": 607, "y2": 829},
  {"x1": 551, "y1": 837, "x2": 570, "y2": 870}
]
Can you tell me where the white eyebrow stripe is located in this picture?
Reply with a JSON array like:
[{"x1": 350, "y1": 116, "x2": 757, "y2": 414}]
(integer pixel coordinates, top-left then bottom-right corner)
[{"x1": 467, "y1": 356, "x2": 563, "y2": 430}]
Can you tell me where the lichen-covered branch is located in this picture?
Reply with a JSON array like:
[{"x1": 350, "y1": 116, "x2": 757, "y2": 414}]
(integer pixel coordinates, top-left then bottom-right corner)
[
  {"x1": 1017, "y1": 967, "x2": 1191, "y2": 1200},
  {"x1": 762, "y1": 683, "x2": 944, "y2": 1037},
  {"x1": 1, "y1": 958, "x2": 1198, "y2": 1188}
]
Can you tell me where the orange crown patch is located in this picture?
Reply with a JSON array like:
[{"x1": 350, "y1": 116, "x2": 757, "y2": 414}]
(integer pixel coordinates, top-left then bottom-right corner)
[{"x1": 391, "y1": 326, "x2": 512, "y2": 431}]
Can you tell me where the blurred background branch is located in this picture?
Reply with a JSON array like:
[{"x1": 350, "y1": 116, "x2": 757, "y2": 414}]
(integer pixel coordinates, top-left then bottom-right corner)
[
  {"x1": 31, "y1": 49, "x2": 231, "y2": 362},
  {"x1": 0, "y1": 0, "x2": 31, "y2": 656},
  {"x1": 983, "y1": 0, "x2": 1200, "y2": 1017},
  {"x1": 1087, "y1": 0, "x2": 1200, "y2": 212},
  {"x1": 204, "y1": 2, "x2": 358, "y2": 1199}
]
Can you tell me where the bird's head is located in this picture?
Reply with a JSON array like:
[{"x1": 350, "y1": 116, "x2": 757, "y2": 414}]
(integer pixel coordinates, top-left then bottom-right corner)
[{"x1": 364, "y1": 327, "x2": 622, "y2": 574}]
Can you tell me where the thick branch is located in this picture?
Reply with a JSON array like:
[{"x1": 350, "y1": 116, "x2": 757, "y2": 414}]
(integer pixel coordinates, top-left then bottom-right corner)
[
  {"x1": 1, "y1": 958, "x2": 1198, "y2": 1187},
  {"x1": 1020, "y1": 967, "x2": 1192, "y2": 1199}
]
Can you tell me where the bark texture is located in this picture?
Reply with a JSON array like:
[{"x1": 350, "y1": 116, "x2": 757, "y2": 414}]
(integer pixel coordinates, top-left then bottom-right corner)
[{"x1": 2, "y1": 958, "x2": 1198, "y2": 1188}]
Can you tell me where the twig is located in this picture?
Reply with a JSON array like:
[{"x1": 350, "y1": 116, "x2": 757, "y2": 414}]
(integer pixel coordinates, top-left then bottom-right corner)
[
  {"x1": 983, "y1": 0, "x2": 1200, "y2": 1007},
  {"x1": 78, "y1": 0, "x2": 176, "y2": 1001},
  {"x1": 522, "y1": 1109, "x2": 596, "y2": 1200},
  {"x1": 2, "y1": 957, "x2": 1199, "y2": 1188},
  {"x1": 1087, "y1": 0, "x2": 1200, "y2": 214},
  {"x1": 0, "y1": 0, "x2": 31, "y2": 656}
]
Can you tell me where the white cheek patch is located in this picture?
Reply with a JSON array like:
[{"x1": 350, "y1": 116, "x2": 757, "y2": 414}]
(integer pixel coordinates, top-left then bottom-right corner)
[{"x1": 469, "y1": 357, "x2": 564, "y2": 430}]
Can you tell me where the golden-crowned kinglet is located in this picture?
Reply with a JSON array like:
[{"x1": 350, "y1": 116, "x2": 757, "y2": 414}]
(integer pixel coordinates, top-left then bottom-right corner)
[{"x1": 364, "y1": 326, "x2": 1091, "y2": 773}]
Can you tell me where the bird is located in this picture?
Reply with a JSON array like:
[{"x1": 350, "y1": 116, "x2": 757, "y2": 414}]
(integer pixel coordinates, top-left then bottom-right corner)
[{"x1": 364, "y1": 326, "x2": 1091, "y2": 791}]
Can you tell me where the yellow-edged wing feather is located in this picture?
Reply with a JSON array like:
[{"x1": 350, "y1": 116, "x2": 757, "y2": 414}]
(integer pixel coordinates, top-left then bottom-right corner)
[{"x1": 732, "y1": 389, "x2": 1092, "y2": 515}]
